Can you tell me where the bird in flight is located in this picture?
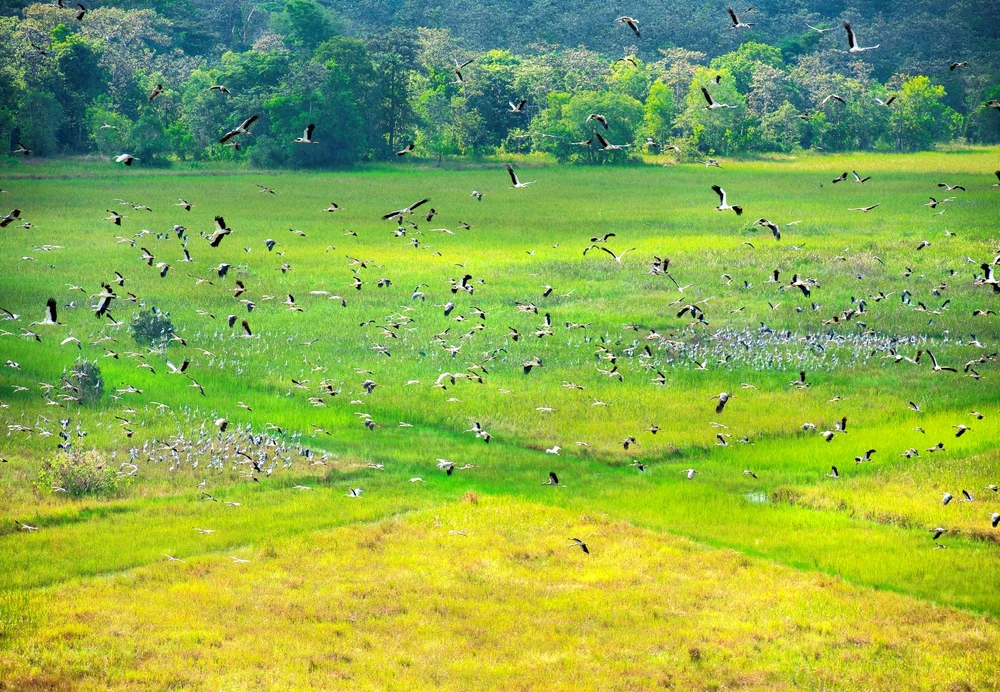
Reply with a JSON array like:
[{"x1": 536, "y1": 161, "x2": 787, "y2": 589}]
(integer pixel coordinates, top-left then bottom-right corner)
[
  {"x1": 568, "y1": 538, "x2": 589, "y2": 554},
  {"x1": 701, "y1": 87, "x2": 736, "y2": 110},
  {"x1": 293, "y1": 123, "x2": 318, "y2": 144},
  {"x1": 843, "y1": 22, "x2": 879, "y2": 53},
  {"x1": 614, "y1": 16, "x2": 640, "y2": 37},
  {"x1": 711, "y1": 185, "x2": 743, "y2": 215},
  {"x1": 382, "y1": 198, "x2": 429, "y2": 221},
  {"x1": 506, "y1": 164, "x2": 535, "y2": 189},
  {"x1": 541, "y1": 471, "x2": 564, "y2": 486},
  {"x1": 219, "y1": 114, "x2": 259, "y2": 144},
  {"x1": 726, "y1": 7, "x2": 754, "y2": 29}
]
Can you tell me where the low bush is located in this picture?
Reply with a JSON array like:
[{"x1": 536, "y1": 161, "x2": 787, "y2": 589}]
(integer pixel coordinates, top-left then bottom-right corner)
[
  {"x1": 37, "y1": 451, "x2": 131, "y2": 498},
  {"x1": 131, "y1": 308, "x2": 174, "y2": 347}
]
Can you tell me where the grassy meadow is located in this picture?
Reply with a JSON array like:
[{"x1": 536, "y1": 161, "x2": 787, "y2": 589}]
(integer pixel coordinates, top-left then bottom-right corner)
[{"x1": 1, "y1": 149, "x2": 1000, "y2": 689}]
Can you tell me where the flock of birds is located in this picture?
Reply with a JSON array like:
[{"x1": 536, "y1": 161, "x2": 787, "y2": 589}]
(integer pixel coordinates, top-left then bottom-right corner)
[{"x1": 4, "y1": 9, "x2": 1000, "y2": 557}]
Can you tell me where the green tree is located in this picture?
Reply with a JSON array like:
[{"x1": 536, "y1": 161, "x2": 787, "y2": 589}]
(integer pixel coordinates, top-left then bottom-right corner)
[
  {"x1": 709, "y1": 42, "x2": 783, "y2": 94},
  {"x1": 889, "y1": 75, "x2": 960, "y2": 151},
  {"x1": 675, "y1": 67, "x2": 748, "y2": 155},
  {"x1": 643, "y1": 79, "x2": 675, "y2": 145},
  {"x1": 273, "y1": 0, "x2": 337, "y2": 53},
  {"x1": 529, "y1": 90, "x2": 643, "y2": 163},
  {"x1": 366, "y1": 29, "x2": 418, "y2": 157}
]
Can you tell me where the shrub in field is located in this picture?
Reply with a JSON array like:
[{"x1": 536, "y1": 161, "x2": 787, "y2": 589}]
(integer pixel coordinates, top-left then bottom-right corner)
[
  {"x1": 67, "y1": 360, "x2": 104, "y2": 405},
  {"x1": 37, "y1": 451, "x2": 130, "y2": 498},
  {"x1": 131, "y1": 308, "x2": 174, "y2": 347}
]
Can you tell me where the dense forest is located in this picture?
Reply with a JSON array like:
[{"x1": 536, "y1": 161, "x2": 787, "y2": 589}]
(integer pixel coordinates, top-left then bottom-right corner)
[{"x1": 1, "y1": 0, "x2": 998, "y2": 166}]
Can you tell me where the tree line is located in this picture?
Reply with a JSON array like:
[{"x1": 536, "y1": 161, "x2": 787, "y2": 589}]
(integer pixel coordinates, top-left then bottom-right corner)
[{"x1": 1, "y1": 0, "x2": 998, "y2": 167}]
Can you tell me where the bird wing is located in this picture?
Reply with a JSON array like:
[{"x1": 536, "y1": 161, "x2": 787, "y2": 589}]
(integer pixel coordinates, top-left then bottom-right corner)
[
  {"x1": 727, "y1": 7, "x2": 739, "y2": 23},
  {"x1": 46, "y1": 297, "x2": 57, "y2": 323},
  {"x1": 594, "y1": 131, "x2": 610, "y2": 148},
  {"x1": 304, "y1": 123, "x2": 315, "y2": 139},
  {"x1": 241, "y1": 114, "x2": 259, "y2": 130},
  {"x1": 507, "y1": 165, "x2": 519, "y2": 185},
  {"x1": 406, "y1": 198, "x2": 429, "y2": 213},
  {"x1": 844, "y1": 22, "x2": 856, "y2": 48},
  {"x1": 701, "y1": 86, "x2": 715, "y2": 106},
  {"x1": 711, "y1": 185, "x2": 726, "y2": 205}
]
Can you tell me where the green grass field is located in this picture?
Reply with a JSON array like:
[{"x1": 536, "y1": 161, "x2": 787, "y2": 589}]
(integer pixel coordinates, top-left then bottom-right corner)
[{"x1": 2, "y1": 150, "x2": 1000, "y2": 689}]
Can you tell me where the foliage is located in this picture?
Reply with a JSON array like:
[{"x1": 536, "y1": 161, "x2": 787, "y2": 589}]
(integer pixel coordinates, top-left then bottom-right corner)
[
  {"x1": 130, "y1": 308, "x2": 174, "y2": 347},
  {"x1": 0, "y1": 1, "x2": 995, "y2": 162},
  {"x1": 67, "y1": 360, "x2": 103, "y2": 405},
  {"x1": 889, "y1": 75, "x2": 961, "y2": 151},
  {"x1": 37, "y1": 450, "x2": 131, "y2": 497}
]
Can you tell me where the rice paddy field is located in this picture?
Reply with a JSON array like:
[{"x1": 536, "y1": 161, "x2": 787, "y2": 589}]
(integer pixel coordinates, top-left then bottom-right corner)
[{"x1": 1, "y1": 149, "x2": 1000, "y2": 690}]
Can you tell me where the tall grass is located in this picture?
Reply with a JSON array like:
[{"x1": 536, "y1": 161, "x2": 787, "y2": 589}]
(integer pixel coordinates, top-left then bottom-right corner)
[{"x1": 0, "y1": 152, "x2": 999, "y2": 675}]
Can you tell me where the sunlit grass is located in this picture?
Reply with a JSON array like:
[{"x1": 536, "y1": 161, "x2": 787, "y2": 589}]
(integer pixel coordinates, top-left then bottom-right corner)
[
  {"x1": 2, "y1": 497, "x2": 999, "y2": 691},
  {"x1": 1, "y1": 151, "x2": 1000, "y2": 685}
]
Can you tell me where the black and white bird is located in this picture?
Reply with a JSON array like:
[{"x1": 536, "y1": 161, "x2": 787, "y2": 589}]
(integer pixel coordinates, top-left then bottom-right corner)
[
  {"x1": 0, "y1": 209, "x2": 22, "y2": 227},
  {"x1": 614, "y1": 16, "x2": 641, "y2": 37},
  {"x1": 207, "y1": 216, "x2": 232, "y2": 247},
  {"x1": 755, "y1": 218, "x2": 780, "y2": 240},
  {"x1": 453, "y1": 57, "x2": 475, "y2": 83},
  {"x1": 711, "y1": 185, "x2": 743, "y2": 215},
  {"x1": 115, "y1": 153, "x2": 138, "y2": 166},
  {"x1": 219, "y1": 114, "x2": 259, "y2": 144},
  {"x1": 541, "y1": 471, "x2": 563, "y2": 486},
  {"x1": 594, "y1": 131, "x2": 630, "y2": 152},
  {"x1": 854, "y1": 448, "x2": 876, "y2": 463},
  {"x1": 508, "y1": 99, "x2": 527, "y2": 113},
  {"x1": 382, "y1": 198, "x2": 429, "y2": 221},
  {"x1": 843, "y1": 22, "x2": 879, "y2": 53},
  {"x1": 711, "y1": 391, "x2": 734, "y2": 413},
  {"x1": 29, "y1": 298, "x2": 61, "y2": 326},
  {"x1": 506, "y1": 164, "x2": 535, "y2": 189},
  {"x1": 568, "y1": 538, "x2": 590, "y2": 554},
  {"x1": 585, "y1": 113, "x2": 609, "y2": 129},
  {"x1": 726, "y1": 7, "x2": 754, "y2": 29},
  {"x1": 701, "y1": 87, "x2": 736, "y2": 110},
  {"x1": 293, "y1": 124, "x2": 318, "y2": 144}
]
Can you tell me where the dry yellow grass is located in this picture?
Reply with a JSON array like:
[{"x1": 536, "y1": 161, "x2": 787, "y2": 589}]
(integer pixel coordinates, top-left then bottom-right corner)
[{"x1": 2, "y1": 495, "x2": 998, "y2": 691}]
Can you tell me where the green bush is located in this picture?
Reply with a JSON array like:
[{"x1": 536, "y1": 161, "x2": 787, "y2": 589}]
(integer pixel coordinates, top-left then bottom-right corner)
[
  {"x1": 37, "y1": 451, "x2": 131, "y2": 498},
  {"x1": 131, "y1": 309, "x2": 175, "y2": 347},
  {"x1": 67, "y1": 360, "x2": 104, "y2": 405}
]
